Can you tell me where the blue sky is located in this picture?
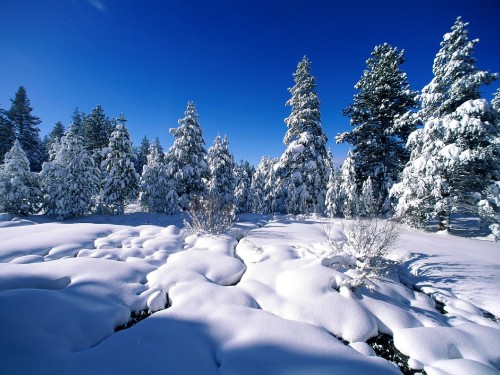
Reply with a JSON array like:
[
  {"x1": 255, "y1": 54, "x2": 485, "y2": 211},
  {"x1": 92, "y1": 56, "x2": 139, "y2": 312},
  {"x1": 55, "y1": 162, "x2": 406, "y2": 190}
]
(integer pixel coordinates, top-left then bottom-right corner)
[{"x1": 1, "y1": 0, "x2": 499, "y2": 166}]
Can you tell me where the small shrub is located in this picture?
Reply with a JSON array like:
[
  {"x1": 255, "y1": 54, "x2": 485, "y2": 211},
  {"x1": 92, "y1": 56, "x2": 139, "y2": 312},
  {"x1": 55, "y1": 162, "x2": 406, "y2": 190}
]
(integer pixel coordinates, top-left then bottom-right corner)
[
  {"x1": 183, "y1": 195, "x2": 236, "y2": 235},
  {"x1": 323, "y1": 217, "x2": 401, "y2": 290}
]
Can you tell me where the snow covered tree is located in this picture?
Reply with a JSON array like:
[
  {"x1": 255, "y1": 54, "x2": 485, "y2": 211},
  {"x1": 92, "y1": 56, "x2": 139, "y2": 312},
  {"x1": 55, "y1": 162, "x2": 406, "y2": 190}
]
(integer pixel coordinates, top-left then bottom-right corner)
[
  {"x1": 167, "y1": 102, "x2": 209, "y2": 209},
  {"x1": 135, "y1": 136, "x2": 150, "y2": 174},
  {"x1": 99, "y1": 118, "x2": 139, "y2": 215},
  {"x1": 276, "y1": 56, "x2": 329, "y2": 214},
  {"x1": 139, "y1": 138, "x2": 179, "y2": 214},
  {"x1": 207, "y1": 135, "x2": 236, "y2": 206},
  {"x1": 338, "y1": 151, "x2": 359, "y2": 219},
  {"x1": 360, "y1": 177, "x2": 375, "y2": 217},
  {"x1": 337, "y1": 44, "x2": 418, "y2": 214},
  {"x1": 43, "y1": 121, "x2": 65, "y2": 157},
  {"x1": 492, "y1": 89, "x2": 500, "y2": 112},
  {"x1": 82, "y1": 105, "x2": 113, "y2": 163},
  {"x1": 0, "y1": 140, "x2": 41, "y2": 215},
  {"x1": 70, "y1": 108, "x2": 84, "y2": 137},
  {"x1": 40, "y1": 126, "x2": 100, "y2": 219},
  {"x1": 234, "y1": 160, "x2": 254, "y2": 214},
  {"x1": 7, "y1": 86, "x2": 45, "y2": 171},
  {"x1": 392, "y1": 99, "x2": 500, "y2": 230},
  {"x1": 0, "y1": 106, "x2": 15, "y2": 161},
  {"x1": 251, "y1": 156, "x2": 278, "y2": 214},
  {"x1": 419, "y1": 17, "x2": 498, "y2": 122},
  {"x1": 325, "y1": 167, "x2": 341, "y2": 217}
]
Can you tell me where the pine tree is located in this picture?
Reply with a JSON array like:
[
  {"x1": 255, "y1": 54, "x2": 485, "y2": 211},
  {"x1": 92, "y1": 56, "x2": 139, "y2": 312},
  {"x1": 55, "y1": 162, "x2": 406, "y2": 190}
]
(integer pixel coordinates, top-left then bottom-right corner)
[
  {"x1": 71, "y1": 108, "x2": 84, "y2": 137},
  {"x1": 135, "y1": 136, "x2": 150, "y2": 174},
  {"x1": 43, "y1": 121, "x2": 66, "y2": 157},
  {"x1": 234, "y1": 160, "x2": 254, "y2": 214},
  {"x1": 392, "y1": 99, "x2": 500, "y2": 230},
  {"x1": 82, "y1": 105, "x2": 113, "y2": 163},
  {"x1": 0, "y1": 140, "x2": 41, "y2": 215},
  {"x1": 99, "y1": 117, "x2": 139, "y2": 215},
  {"x1": 339, "y1": 151, "x2": 358, "y2": 219},
  {"x1": 0, "y1": 106, "x2": 15, "y2": 161},
  {"x1": 420, "y1": 17, "x2": 498, "y2": 122},
  {"x1": 7, "y1": 86, "x2": 44, "y2": 171},
  {"x1": 167, "y1": 102, "x2": 209, "y2": 209},
  {"x1": 251, "y1": 156, "x2": 278, "y2": 214},
  {"x1": 492, "y1": 89, "x2": 500, "y2": 112},
  {"x1": 276, "y1": 56, "x2": 329, "y2": 214},
  {"x1": 337, "y1": 44, "x2": 418, "y2": 214},
  {"x1": 40, "y1": 126, "x2": 100, "y2": 219},
  {"x1": 139, "y1": 138, "x2": 179, "y2": 214},
  {"x1": 360, "y1": 177, "x2": 375, "y2": 217},
  {"x1": 207, "y1": 135, "x2": 236, "y2": 205},
  {"x1": 325, "y1": 167, "x2": 341, "y2": 217}
]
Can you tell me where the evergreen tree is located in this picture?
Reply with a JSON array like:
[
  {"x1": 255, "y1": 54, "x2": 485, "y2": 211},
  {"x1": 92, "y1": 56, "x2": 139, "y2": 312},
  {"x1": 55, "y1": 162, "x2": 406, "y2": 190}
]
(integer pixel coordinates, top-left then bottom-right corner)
[
  {"x1": 207, "y1": 134, "x2": 236, "y2": 205},
  {"x1": 420, "y1": 17, "x2": 498, "y2": 122},
  {"x1": 337, "y1": 44, "x2": 418, "y2": 214},
  {"x1": 325, "y1": 167, "x2": 341, "y2": 218},
  {"x1": 99, "y1": 118, "x2": 139, "y2": 215},
  {"x1": 82, "y1": 105, "x2": 113, "y2": 162},
  {"x1": 43, "y1": 121, "x2": 66, "y2": 157},
  {"x1": 135, "y1": 136, "x2": 151, "y2": 174},
  {"x1": 276, "y1": 56, "x2": 329, "y2": 214},
  {"x1": 0, "y1": 106, "x2": 15, "y2": 161},
  {"x1": 492, "y1": 89, "x2": 500, "y2": 112},
  {"x1": 40, "y1": 126, "x2": 100, "y2": 219},
  {"x1": 0, "y1": 140, "x2": 41, "y2": 215},
  {"x1": 234, "y1": 160, "x2": 254, "y2": 214},
  {"x1": 71, "y1": 108, "x2": 84, "y2": 136},
  {"x1": 392, "y1": 99, "x2": 500, "y2": 230},
  {"x1": 7, "y1": 86, "x2": 44, "y2": 171},
  {"x1": 139, "y1": 138, "x2": 179, "y2": 214},
  {"x1": 167, "y1": 102, "x2": 209, "y2": 209},
  {"x1": 360, "y1": 177, "x2": 375, "y2": 217},
  {"x1": 339, "y1": 151, "x2": 358, "y2": 219},
  {"x1": 251, "y1": 156, "x2": 278, "y2": 214}
]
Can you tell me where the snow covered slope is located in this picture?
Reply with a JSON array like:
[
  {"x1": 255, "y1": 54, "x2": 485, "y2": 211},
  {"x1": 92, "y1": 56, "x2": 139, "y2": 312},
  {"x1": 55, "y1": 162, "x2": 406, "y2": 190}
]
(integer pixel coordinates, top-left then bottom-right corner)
[{"x1": 0, "y1": 213, "x2": 498, "y2": 374}]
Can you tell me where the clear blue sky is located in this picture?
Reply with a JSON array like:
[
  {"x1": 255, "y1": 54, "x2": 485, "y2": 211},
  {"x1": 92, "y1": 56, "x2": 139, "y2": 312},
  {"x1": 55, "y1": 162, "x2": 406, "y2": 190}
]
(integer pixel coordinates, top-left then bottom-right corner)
[{"x1": 1, "y1": 0, "x2": 499, "y2": 166}]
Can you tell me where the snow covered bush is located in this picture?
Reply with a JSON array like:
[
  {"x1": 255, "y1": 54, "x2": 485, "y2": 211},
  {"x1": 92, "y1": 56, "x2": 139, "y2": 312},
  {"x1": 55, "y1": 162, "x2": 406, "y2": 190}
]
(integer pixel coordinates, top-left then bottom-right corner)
[
  {"x1": 323, "y1": 218, "x2": 401, "y2": 291},
  {"x1": 0, "y1": 140, "x2": 41, "y2": 215},
  {"x1": 183, "y1": 195, "x2": 236, "y2": 235}
]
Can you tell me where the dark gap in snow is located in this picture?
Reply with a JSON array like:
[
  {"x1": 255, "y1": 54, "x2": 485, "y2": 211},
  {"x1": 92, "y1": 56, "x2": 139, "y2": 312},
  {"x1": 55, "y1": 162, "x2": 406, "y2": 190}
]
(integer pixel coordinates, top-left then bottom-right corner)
[
  {"x1": 330, "y1": 333, "x2": 349, "y2": 346},
  {"x1": 480, "y1": 309, "x2": 500, "y2": 324},
  {"x1": 367, "y1": 333, "x2": 426, "y2": 375},
  {"x1": 114, "y1": 293, "x2": 171, "y2": 332}
]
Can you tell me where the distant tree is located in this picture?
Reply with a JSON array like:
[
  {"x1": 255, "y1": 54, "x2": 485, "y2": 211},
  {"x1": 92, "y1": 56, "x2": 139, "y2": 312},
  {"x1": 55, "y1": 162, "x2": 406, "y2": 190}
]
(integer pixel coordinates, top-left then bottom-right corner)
[
  {"x1": 82, "y1": 105, "x2": 113, "y2": 163},
  {"x1": 43, "y1": 121, "x2": 66, "y2": 157},
  {"x1": 40, "y1": 126, "x2": 100, "y2": 219},
  {"x1": 207, "y1": 134, "x2": 236, "y2": 206},
  {"x1": 99, "y1": 116, "x2": 139, "y2": 215},
  {"x1": 325, "y1": 167, "x2": 341, "y2": 217},
  {"x1": 251, "y1": 156, "x2": 278, "y2": 214},
  {"x1": 0, "y1": 105, "x2": 15, "y2": 161},
  {"x1": 6, "y1": 86, "x2": 44, "y2": 171},
  {"x1": 167, "y1": 102, "x2": 209, "y2": 209},
  {"x1": 139, "y1": 138, "x2": 179, "y2": 214},
  {"x1": 71, "y1": 108, "x2": 84, "y2": 136},
  {"x1": 338, "y1": 151, "x2": 358, "y2": 219},
  {"x1": 337, "y1": 43, "x2": 418, "y2": 214},
  {"x1": 234, "y1": 160, "x2": 254, "y2": 214},
  {"x1": 276, "y1": 56, "x2": 329, "y2": 214},
  {"x1": 0, "y1": 140, "x2": 41, "y2": 215},
  {"x1": 360, "y1": 177, "x2": 375, "y2": 217},
  {"x1": 492, "y1": 89, "x2": 500, "y2": 112},
  {"x1": 135, "y1": 136, "x2": 150, "y2": 174},
  {"x1": 419, "y1": 17, "x2": 498, "y2": 122}
]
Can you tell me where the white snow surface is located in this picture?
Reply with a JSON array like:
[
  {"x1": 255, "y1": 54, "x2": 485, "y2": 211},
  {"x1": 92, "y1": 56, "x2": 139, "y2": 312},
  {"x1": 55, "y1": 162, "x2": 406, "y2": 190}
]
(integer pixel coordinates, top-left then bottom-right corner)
[{"x1": 0, "y1": 213, "x2": 498, "y2": 374}]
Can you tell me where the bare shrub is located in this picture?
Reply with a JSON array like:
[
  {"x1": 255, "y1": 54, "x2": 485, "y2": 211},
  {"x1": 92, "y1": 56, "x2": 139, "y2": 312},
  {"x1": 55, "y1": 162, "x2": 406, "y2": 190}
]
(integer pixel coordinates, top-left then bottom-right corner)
[
  {"x1": 183, "y1": 195, "x2": 236, "y2": 235},
  {"x1": 323, "y1": 217, "x2": 402, "y2": 290}
]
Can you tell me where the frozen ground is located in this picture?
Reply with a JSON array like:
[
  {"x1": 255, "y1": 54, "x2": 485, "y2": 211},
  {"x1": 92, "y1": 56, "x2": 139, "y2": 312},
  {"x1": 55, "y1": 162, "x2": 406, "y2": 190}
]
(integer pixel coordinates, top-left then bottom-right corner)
[{"x1": 0, "y1": 212, "x2": 498, "y2": 374}]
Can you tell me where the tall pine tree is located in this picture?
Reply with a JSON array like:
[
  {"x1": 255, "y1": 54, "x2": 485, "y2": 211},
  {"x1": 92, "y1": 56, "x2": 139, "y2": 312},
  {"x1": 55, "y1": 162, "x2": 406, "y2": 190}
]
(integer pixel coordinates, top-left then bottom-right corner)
[
  {"x1": 82, "y1": 105, "x2": 113, "y2": 163},
  {"x1": 207, "y1": 135, "x2": 236, "y2": 206},
  {"x1": 7, "y1": 86, "x2": 44, "y2": 171},
  {"x1": 167, "y1": 102, "x2": 209, "y2": 209},
  {"x1": 276, "y1": 56, "x2": 329, "y2": 214},
  {"x1": 0, "y1": 105, "x2": 15, "y2": 161},
  {"x1": 99, "y1": 116, "x2": 139, "y2": 215},
  {"x1": 337, "y1": 44, "x2": 418, "y2": 214}
]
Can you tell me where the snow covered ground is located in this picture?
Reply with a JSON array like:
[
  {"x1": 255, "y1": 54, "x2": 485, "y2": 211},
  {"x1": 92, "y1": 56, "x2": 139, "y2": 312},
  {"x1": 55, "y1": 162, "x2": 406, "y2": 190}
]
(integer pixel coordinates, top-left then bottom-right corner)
[{"x1": 0, "y1": 212, "x2": 498, "y2": 374}]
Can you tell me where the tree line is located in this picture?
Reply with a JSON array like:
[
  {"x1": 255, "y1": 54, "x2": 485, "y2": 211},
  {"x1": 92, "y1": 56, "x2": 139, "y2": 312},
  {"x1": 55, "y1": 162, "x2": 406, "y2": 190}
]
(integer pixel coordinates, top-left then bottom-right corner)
[{"x1": 0, "y1": 17, "x2": 498, "y2": 233}]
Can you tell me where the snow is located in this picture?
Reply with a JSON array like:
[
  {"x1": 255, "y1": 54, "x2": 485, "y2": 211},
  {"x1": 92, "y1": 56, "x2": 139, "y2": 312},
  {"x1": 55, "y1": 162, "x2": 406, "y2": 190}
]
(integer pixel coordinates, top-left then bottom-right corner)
[{"x1": 0, "y1": 213, "x2": 499, "y2": 374}]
